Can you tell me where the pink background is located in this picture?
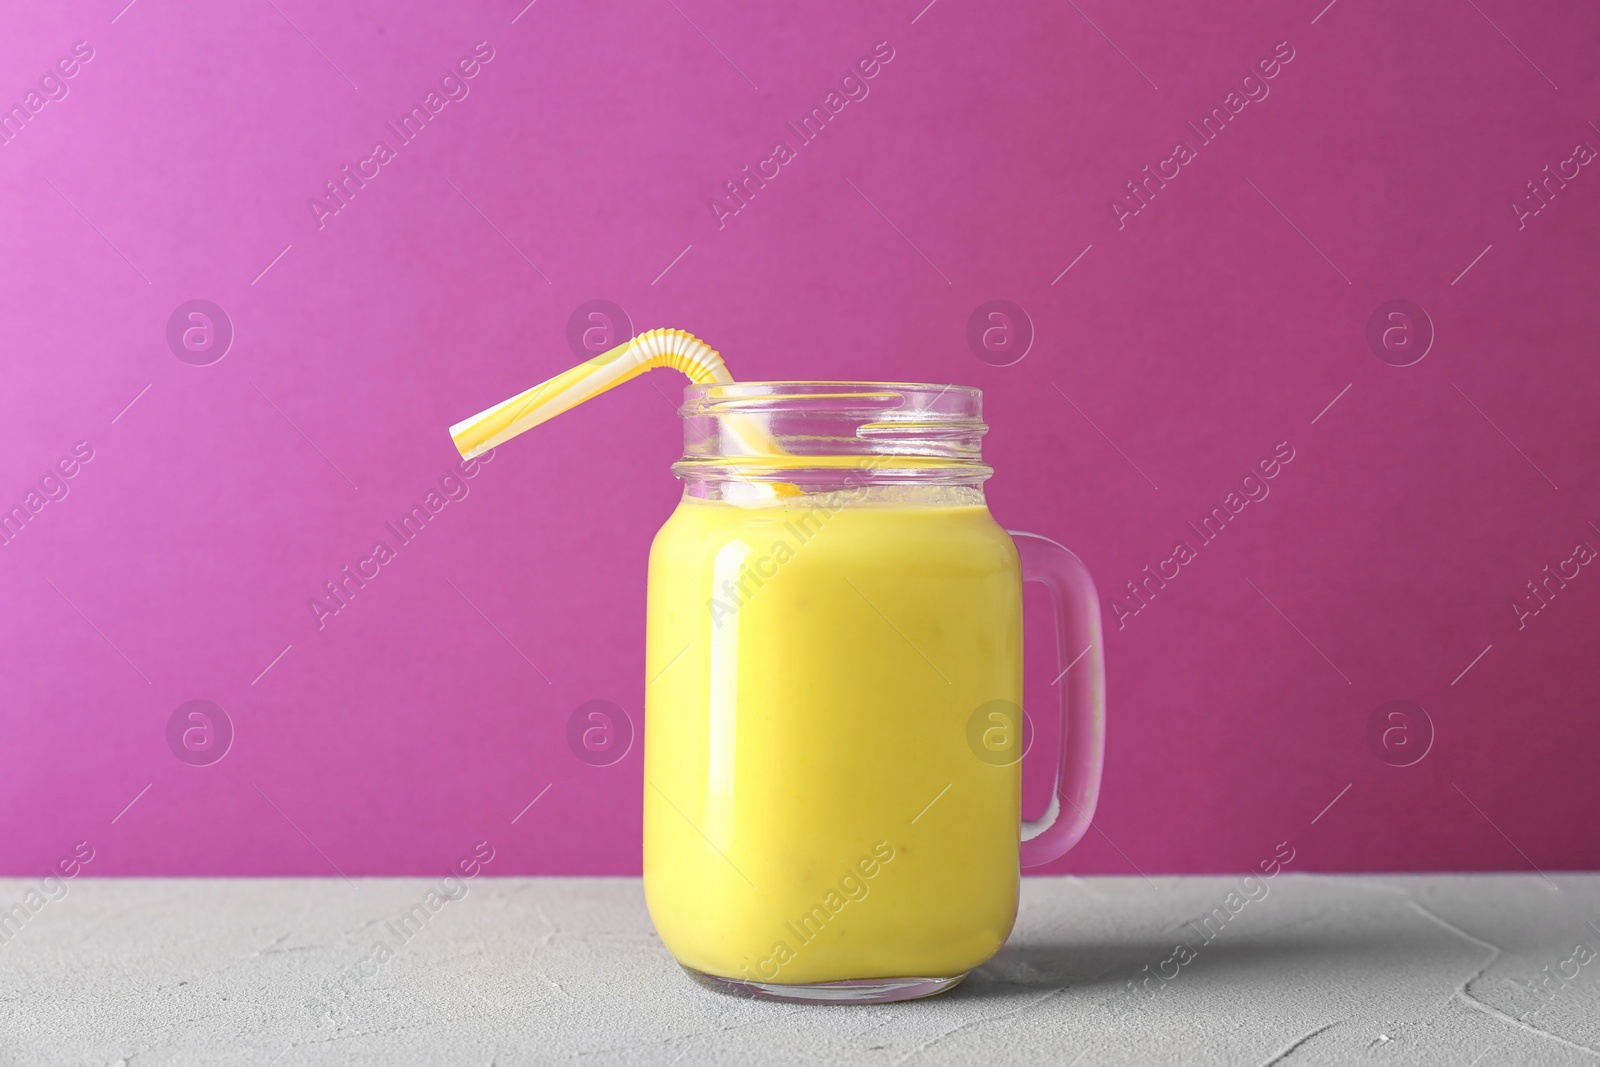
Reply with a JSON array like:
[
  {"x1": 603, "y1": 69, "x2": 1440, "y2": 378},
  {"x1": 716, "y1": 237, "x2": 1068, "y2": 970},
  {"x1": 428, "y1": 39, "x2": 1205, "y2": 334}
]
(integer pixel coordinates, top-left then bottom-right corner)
[{"x1": 3, "y1": 0, "x2": 1597, "y2": 877}]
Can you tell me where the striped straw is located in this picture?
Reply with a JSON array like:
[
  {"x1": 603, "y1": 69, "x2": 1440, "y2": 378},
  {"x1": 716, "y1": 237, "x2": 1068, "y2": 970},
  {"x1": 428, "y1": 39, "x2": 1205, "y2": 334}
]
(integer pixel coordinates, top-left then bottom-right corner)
[{"x1": 450, "y1": 329, "x2": 734, "y2": 460}]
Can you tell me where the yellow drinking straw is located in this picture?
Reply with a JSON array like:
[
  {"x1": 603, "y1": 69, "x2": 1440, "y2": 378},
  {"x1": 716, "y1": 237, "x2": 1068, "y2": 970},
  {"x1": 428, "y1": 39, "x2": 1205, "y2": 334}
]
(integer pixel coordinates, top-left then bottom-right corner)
[{"x1": 449, "y1": 328, "x2": 733, "y2": 460}]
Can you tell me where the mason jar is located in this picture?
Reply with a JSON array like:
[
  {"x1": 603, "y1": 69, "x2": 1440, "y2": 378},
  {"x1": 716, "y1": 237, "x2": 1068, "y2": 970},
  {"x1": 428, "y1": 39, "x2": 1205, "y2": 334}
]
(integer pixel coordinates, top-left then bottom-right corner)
[{"x1": 642, "y1": 381, "x2": 1105, "y2": 1003}]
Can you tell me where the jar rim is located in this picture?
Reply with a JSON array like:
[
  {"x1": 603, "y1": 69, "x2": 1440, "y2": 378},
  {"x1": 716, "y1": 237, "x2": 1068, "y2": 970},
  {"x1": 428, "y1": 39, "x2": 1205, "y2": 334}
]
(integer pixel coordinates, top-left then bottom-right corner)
[
  {"x1": 681, "y1": 381, "x2": 982, "y2": 416},
  {"x1": 675, "y1": 380, "x2": 991, "y2": 491},
  {"x1": 684, "y1": 379, "x2": 979, "y2": 394}
]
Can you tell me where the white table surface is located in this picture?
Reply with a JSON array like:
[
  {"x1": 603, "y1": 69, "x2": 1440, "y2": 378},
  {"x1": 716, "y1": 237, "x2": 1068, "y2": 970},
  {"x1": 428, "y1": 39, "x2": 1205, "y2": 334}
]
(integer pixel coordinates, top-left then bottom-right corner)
[{"x1": 2, "y1": 875, "x2": 1597, "y2": 1065}]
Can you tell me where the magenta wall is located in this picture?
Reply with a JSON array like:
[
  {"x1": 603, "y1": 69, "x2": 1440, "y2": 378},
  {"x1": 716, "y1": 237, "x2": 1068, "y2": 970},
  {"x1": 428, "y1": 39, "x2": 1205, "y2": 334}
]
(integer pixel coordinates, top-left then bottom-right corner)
[{"x1": 3, "y1": 0, "x2": 1597, "y2": 878}]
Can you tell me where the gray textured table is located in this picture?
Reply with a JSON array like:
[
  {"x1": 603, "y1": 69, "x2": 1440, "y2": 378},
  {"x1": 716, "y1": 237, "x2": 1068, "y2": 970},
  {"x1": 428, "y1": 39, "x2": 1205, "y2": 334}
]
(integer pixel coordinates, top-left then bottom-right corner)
[{"x1": 2, "y1": 876, "x2": 1598, "y2": 1065}]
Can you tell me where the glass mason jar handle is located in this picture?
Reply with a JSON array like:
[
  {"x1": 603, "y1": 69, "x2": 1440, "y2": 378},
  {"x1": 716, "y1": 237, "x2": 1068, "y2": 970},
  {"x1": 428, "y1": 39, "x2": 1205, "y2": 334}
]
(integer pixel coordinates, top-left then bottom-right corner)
[{"x1": 1009, "y1": 531, "x2": 1106, "y2": 868}]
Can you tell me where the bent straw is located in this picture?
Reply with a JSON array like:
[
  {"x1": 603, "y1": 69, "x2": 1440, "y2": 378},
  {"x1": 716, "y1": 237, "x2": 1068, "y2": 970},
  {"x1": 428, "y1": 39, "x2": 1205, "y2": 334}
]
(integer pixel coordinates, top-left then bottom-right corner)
[
  {"x1": 449, "y1": 330, "x2": 795, "y2": 501},
  {"x1": 449, "y1": 329, "x2": 735, "y2": 460}
]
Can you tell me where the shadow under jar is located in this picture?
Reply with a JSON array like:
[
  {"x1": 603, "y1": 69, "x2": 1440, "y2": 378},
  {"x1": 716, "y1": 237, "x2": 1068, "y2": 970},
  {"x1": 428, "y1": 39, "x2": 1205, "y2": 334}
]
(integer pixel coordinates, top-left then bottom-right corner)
[{"x1": 643, "y1": 382, "x2": 1105, "y2": 1003}]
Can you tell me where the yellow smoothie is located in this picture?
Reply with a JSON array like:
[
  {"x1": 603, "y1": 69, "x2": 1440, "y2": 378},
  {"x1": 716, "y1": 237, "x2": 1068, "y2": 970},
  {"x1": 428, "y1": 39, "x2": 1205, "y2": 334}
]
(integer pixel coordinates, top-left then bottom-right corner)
[{"x1": 643, "y1": 491, "x2": 1023, "y2": 985}]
